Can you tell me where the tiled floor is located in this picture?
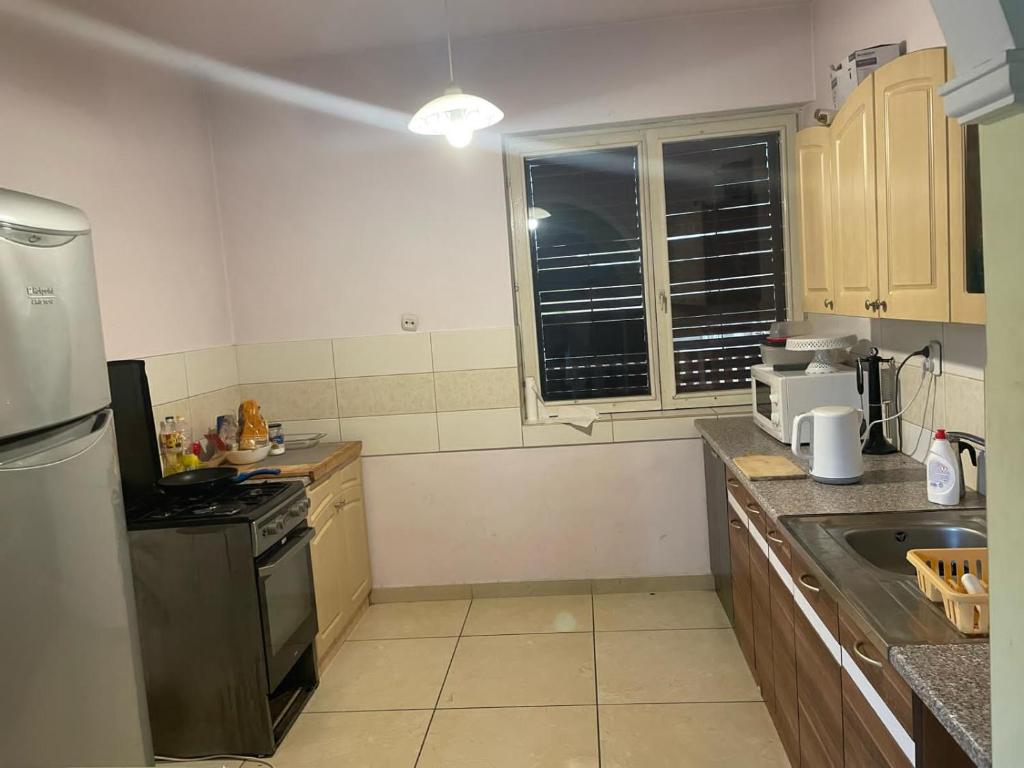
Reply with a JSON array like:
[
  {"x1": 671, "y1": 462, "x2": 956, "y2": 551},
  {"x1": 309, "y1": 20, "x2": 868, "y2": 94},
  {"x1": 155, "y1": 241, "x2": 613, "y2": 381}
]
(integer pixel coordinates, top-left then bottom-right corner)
[{"x1": 194, "y1": 590, "x2": 789, "y2": 768}]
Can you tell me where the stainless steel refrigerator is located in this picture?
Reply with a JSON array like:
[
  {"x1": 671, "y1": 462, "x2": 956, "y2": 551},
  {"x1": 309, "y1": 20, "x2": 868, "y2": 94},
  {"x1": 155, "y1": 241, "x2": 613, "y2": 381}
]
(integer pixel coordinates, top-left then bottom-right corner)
[{"x1": 0, "y1": 189, "x2": 153, "y2": 767}]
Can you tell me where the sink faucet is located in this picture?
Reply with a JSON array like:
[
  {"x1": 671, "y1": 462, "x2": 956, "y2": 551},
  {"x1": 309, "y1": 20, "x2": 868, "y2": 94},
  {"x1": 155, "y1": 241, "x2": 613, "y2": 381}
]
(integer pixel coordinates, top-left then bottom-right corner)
[{"x1": 946, "y1": 432, "x2": 986, "y2": 496}]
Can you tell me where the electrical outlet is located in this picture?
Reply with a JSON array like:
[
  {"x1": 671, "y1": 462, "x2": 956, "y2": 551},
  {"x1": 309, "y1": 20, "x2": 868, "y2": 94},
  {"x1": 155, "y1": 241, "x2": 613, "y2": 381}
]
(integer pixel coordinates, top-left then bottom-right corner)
[
  {"x1": 924, "y1": 339, "x2": 942, "y2": 376},
  {"x1": 401, "y1": 314, "x2": 419, "y2": 332}
]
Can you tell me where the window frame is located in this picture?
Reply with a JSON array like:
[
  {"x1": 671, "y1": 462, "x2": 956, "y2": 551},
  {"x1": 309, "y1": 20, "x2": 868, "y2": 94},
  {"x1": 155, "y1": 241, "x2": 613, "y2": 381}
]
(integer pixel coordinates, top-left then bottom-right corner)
[{"x1": 504, "y1": 109, "x2": 801, "y2": 416}]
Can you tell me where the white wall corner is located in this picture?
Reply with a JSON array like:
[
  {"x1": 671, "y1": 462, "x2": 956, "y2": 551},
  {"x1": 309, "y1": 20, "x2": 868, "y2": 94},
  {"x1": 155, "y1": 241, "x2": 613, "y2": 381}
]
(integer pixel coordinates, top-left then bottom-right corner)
[{"x1": 932, "y1": 0, "x2": 1024, "y2": 123}]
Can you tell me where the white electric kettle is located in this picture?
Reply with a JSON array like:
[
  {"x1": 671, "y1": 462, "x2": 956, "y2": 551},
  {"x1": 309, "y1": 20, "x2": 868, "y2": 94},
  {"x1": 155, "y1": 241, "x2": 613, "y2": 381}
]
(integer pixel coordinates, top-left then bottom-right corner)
[{"x1": 792, "y1": 406, "x2": 863, "y2": 484}]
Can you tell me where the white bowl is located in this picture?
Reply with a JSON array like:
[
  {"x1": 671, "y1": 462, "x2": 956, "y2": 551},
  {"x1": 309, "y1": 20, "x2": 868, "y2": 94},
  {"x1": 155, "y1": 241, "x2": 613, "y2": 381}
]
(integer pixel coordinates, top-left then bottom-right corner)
[{"x1": 224, "y1": 444, "x2": 272, "y2": 465}]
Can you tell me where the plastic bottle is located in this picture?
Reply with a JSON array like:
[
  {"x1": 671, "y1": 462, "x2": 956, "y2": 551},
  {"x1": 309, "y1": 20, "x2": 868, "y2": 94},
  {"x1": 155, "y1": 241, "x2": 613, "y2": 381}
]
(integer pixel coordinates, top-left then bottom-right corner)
[{"x1": 926, "y1": 429, "x2": 961, "y2": 505}]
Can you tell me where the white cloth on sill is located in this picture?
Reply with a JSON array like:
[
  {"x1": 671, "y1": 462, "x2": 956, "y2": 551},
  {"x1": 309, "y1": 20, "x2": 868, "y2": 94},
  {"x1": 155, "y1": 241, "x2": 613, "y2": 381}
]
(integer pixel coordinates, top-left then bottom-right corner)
[{"x1": 524, "y1": 377, "x2": 599, "y2": 429}]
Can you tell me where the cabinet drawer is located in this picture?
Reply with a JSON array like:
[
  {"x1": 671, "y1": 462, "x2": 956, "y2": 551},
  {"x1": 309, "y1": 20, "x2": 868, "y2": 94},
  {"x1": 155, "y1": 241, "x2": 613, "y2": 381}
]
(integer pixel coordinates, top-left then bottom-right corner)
[
  {"x1": 749, "y1": 540, "x2": 774, "y2": 713},
  {"x1": 769, "y1": 564, "x2": 799, "y2": 766},
  {"x1": 796, "y1": 606, "x2": 844, "y2": 768},
  {"x1": 726, "y1": 472, "x2": 767, "y2": 536},
  {"x1": 308, "y1": 472, "x2": 343, "y2": 525},
  {"x1": 790, "y1": 545, "x2": 839, "y2": 637},
  {"x1": 727, "y1": 506, "x2": 756, "y2": 677},
  {"x1": 765, "y1": 522, "x2": 791, "y2": 571},
  {"x1": 842, "y1": 668, "x2": 913, "y2": 768},
  {"x1": 839, "y1": 608, "x2": 914, "y2": 735}
]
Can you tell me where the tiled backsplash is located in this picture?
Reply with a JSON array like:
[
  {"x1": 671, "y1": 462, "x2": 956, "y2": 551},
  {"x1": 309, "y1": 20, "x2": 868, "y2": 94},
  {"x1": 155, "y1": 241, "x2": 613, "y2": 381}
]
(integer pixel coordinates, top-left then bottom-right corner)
[
  {"x1": 141, "y1": 329, "x2": 743, "y2": 456},
  {"x1": 875, "y1": 320, "x2": 986, "y2": 488}
]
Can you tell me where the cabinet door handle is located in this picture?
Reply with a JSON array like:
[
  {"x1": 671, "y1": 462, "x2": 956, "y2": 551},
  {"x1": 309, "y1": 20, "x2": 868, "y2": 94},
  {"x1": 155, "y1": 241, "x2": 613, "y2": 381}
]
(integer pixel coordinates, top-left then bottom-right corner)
[
  {"x1": 797, "y1": 574, "x2": 821, "y2": 593},
  {"x1": 727, "y1": 478, "x2": 741, "y2": 489},
  {"x1": 864, "y1": 299, "x2": 878, "y2": 311},
  {"x1": 878, "y1": 300, "x2": 888, "y2": 313},
  {"x1": 853, "y1": 641, "x2": 884, "y2": 669},
  {"x1": 729, "y1": 519, "x2": 744, "y2": 530},
  {"x1": 824, "y1": 298, "x2": 834, "y2": 310},
  {"x1": 767, "y1": 532, "x2": 785, "y2": 545},
  {"x1": 745, "y1": 502, "x2": 762, "y2": 516},
  {"x1": 334, "y1": 499, "x2": 346, "y2": 510}
]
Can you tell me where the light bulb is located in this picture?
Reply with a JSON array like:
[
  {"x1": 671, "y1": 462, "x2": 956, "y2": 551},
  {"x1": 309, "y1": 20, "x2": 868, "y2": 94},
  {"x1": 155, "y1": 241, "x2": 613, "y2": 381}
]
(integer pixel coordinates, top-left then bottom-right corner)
[
  {"x1": 445, "y1": 125, "x2": 474, "y2": 148},
  {"x1": 528, "y1": 218, "x2": 539, "y2": 231}
]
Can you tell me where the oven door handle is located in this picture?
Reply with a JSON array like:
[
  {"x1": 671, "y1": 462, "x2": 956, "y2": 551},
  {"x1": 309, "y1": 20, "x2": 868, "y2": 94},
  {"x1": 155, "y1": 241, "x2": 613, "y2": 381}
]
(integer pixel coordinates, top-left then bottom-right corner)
[{"x1": 258, "y1": 527, "x2": 315, "y2": 578}]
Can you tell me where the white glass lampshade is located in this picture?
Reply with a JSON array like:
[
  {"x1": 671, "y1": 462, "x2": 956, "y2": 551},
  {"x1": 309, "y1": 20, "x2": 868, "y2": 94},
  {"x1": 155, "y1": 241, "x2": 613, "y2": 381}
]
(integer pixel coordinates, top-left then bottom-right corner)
[{"x1": 408, "y1": 85, "x2": 504, "y2": 148}]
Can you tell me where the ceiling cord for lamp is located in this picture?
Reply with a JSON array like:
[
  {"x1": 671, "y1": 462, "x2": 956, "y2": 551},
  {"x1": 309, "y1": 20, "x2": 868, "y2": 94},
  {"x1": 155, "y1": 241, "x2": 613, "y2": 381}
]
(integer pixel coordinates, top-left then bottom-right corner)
[{"x1": 157, "y1": 755, "x2": 275, "y2": 768}]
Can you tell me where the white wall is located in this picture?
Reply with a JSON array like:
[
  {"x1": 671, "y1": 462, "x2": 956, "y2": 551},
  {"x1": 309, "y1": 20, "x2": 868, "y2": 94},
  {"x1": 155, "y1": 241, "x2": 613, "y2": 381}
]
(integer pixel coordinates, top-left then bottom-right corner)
[
  {"x1": 0, "y1": 17, "x2": 231, "y2": 360},
  {"x1": 203, "y1": 6, "x2": 814, "y2": 585},
  {"x1": 208, "y1": 5, "x2": 814, "y2": 343},
  {"x1": 806, "y1": 0, "x2": 946, "y2": 119},
  {"x1": 364, "y1": 441, "x2": 708, "y2": 588}
]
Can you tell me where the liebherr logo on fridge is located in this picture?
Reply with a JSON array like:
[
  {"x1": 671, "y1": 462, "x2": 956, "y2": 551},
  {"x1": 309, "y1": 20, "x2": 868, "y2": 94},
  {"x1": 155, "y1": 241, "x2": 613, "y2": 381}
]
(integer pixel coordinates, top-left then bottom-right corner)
[{"x1": 26, "y1": 286, "x2": 56, "y2": 305}]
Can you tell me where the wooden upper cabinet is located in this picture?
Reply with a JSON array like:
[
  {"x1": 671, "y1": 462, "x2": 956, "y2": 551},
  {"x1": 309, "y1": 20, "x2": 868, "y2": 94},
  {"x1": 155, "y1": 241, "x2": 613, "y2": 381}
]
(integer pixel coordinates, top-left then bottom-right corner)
[
  {"x1": 874, "y1": 48, "x2": 951, "y2": 321},
  {"x1": 831, "y1": 73, "x2": 879, "y2": 318},
  {"x1": 796, "y1": 126, "x2": 836, "y2": 313},
  {"x1": 948, "y1": 50, "x2": 986, "y2": 324}
]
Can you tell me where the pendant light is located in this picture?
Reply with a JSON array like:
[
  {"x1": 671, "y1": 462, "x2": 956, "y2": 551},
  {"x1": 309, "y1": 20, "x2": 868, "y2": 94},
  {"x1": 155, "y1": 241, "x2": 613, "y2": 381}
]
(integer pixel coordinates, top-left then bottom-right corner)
[{"x1": 408, "y1": 0, "x2": 503, "y2": 148}]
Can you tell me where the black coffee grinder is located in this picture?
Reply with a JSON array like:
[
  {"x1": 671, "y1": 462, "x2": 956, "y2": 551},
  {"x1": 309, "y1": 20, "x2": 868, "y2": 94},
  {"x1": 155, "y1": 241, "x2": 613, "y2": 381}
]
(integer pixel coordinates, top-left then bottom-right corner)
[{"x1": 857, "y1": 347, "x2": 899, "y2": 454}]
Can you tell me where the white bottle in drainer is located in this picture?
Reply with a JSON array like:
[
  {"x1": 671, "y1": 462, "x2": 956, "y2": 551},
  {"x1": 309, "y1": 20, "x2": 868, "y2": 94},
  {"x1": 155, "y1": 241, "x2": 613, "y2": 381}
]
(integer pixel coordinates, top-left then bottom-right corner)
[{"x1": 926, "y1": 429, "x2": 961, "y2": 505}]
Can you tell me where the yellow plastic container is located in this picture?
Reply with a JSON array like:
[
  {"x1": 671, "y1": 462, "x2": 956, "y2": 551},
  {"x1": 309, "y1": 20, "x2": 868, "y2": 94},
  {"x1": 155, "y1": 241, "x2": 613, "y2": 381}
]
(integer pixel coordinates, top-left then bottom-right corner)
[{"x1": 906, "y1": 547, "x2": 989, "y2": 636}]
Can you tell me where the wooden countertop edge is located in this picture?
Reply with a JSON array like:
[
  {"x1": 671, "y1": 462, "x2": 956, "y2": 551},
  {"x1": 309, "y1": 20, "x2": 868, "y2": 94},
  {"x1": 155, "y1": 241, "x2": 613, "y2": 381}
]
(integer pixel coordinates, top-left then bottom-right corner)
[{"x1": 254, "y1": 441, "x2": 363, "y2": 481}]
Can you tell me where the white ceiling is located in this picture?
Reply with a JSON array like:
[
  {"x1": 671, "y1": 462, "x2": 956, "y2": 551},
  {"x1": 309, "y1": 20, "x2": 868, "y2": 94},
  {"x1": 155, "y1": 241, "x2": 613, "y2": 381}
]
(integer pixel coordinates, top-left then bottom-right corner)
[{"x1": 51, "y1": 0, "x2": 806, "y2": 63}]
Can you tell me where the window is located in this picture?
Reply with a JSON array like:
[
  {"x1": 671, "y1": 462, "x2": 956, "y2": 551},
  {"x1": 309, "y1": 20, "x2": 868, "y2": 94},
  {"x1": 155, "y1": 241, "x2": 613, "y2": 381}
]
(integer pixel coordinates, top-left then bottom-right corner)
[{"x1": 507, "y1": 112, "x2": 795, "y2": 413}]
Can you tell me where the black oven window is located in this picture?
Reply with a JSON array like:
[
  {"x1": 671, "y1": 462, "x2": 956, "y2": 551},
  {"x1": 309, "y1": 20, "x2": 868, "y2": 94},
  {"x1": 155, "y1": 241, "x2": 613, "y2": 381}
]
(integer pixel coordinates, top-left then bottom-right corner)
[{"x1": 263, "y1": 544, "x2": 316, "y2": 656}]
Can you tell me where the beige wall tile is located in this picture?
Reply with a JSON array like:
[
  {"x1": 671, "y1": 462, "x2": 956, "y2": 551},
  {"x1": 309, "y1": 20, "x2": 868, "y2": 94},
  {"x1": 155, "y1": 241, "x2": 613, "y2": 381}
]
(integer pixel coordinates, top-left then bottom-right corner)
[
  {"x1": 278, "y1": 418, "x2": 342, "y2": 444},
  {"x1": 184, "y1": 346, "x2": 239, "y2": 396},
  {"x1": 188, "y1": 385, "x2": 241, "y2": 435},
  {"x1": 333, "y1": 334, "x2": 433, "y2": 378},
  {"x1": 341, "y1": 413, "x2": 440, "y2": 455},
  {"x1": 338, "y1": 374, "x2": 436, "y2": 417},
  {"x1": 612, "y1": 414, "x2": 705, "y2": 442},
  {"x1": 240, "y1": 380, "x2": 339, "y2": 421},
  {"x1": 522, "y1": 420, "x2": 614, "y2": 447},
  {"x1": 437, "y1": 408, "x2": 523, "y2": 451},
  {"x1": 942, "y1": 323, "x2": 986, "y2": 381},
  {"x1": 898, "y1": 365, "x2": 945, "y2": 428},
  {"x1": 152, "y1": 398, "x2": 192, "y2": 438},
  {"x1": 236, "y1": 339, "x2": 334, "y2": 383},
  {"x1": 430, "y1": 328, "x2": 518, "y2": 371},
  {"x1": 944, "y1": 373, "x2": 986, "y2": 437},
  {"x1": 143, "y1": 354, "x2": 188, "y2": 405},
  {"x1": 435, "y1": 368, "x2": 519, "y2": 412}
]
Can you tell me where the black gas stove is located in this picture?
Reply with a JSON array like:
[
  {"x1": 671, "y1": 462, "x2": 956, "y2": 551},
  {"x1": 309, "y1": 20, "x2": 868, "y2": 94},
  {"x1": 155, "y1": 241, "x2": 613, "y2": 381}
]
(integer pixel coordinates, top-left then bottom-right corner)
[{"x1": 128, "y1": 481, "x2": 301, "y2": 523}]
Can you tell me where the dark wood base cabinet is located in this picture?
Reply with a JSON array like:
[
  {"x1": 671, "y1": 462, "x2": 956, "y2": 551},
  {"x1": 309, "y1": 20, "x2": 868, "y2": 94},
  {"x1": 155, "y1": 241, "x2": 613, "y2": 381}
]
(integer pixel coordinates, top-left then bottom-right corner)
[{"x1": 707, "y1": 448, "x2": 975, "y2": 768}]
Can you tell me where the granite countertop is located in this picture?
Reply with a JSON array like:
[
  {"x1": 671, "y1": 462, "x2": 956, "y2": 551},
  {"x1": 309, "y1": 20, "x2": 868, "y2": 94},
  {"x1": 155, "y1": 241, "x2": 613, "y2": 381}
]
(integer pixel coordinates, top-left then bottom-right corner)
[
  {"x1": 696, "y1": 416, "x2": 986, "y2": 522},
  {"x1": 698, "y1": 416, "x2": 990, "y2": 765},
  {"x1": 890, "y1": 643, "x2": 991, "y2": 767}
]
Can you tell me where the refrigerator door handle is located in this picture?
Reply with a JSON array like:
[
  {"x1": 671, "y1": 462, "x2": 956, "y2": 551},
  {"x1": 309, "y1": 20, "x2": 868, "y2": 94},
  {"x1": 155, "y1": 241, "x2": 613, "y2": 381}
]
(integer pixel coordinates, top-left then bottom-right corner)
[{"x1": 0, "y1": 410, "x2": 112, "y2": 470}]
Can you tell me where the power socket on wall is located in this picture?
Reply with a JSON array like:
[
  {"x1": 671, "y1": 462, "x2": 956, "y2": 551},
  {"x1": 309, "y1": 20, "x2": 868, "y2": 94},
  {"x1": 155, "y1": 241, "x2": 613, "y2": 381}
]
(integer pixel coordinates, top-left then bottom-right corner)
[
  {"x1": 924, "y1": 339, "x2": 942, "y2": 376},
  {"x1": 401, "y1": 314, "x2": 419, "y2": 332}
]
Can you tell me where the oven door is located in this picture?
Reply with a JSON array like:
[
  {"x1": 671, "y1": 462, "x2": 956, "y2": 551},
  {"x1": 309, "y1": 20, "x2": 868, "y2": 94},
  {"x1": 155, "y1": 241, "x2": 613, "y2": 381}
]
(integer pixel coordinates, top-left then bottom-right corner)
[{"x1": 256, "y1": 524, "x2": 318, "y2": 691}]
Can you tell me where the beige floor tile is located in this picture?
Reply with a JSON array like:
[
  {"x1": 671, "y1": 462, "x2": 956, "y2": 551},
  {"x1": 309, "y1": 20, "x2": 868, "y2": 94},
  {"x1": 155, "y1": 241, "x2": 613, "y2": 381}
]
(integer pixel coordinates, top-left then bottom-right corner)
[
  {"x1": 600, "y1": 702, "x2": 789, "y2": 768},
  {"x1": 417, "y1": 708, "x2": 598, "y2": 768},
  {"x1": 270, "y1": 710, "x2": 430, "y2": 768},
  {"x1": 593, "y1": 590, "x2": 730, "y2": 631},
  {"x1": 462, "y1": 595, "x2": 593, "y2": 635},
  {"x1": 417, "y1": 705, "x2": 599, "y2": 768},
  {"x1": 308, "y1": 637, "x2": 456, "y2": 712},
  {"x1": 596, "y1": 629, "x2": 760, "y2": 704},
  {"x1": 439, "y1": 633, "x2": 595, "y2": 708},
  {"x1": 349, "y1": 600, "x2": 470, "y2": 640}
]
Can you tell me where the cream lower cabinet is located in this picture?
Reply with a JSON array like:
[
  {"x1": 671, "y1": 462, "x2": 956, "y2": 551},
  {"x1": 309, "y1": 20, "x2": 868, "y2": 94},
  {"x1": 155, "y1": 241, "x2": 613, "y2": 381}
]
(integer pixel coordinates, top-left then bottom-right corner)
[{"x1": 308, "y1": 457, "x2": 371, "y2": 663}]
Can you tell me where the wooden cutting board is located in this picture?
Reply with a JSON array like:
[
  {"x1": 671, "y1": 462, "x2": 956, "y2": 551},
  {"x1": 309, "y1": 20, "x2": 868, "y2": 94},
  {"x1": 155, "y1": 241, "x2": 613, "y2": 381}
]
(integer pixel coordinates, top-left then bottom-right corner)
[{"x1": 734, "y1": 454, "x2": 807, "y2": 480}]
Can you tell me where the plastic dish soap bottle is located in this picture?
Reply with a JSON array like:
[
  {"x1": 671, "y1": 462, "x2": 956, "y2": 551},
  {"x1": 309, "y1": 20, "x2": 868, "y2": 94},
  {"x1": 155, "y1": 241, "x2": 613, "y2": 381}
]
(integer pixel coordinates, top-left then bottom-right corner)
[{"x1": 926, "y1": 429, "x2": 961, "y2": 505}]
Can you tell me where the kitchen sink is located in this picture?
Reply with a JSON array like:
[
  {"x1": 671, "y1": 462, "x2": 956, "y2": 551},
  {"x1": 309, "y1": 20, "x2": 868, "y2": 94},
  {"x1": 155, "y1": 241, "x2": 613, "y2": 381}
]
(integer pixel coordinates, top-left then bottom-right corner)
[
  {"x1": 782, "y1": 509, "x2": 987, "y2": 647},
  {"x1": 843, "y1": 525, "x2": 988, "y2": 576}
]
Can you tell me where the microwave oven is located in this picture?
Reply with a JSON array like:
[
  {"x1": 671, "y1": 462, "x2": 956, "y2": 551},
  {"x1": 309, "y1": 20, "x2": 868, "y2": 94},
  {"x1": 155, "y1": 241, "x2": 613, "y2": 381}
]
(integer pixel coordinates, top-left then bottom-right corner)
[{"x1": 751, "y1": 363, "x2": 862, "y2": 444}]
